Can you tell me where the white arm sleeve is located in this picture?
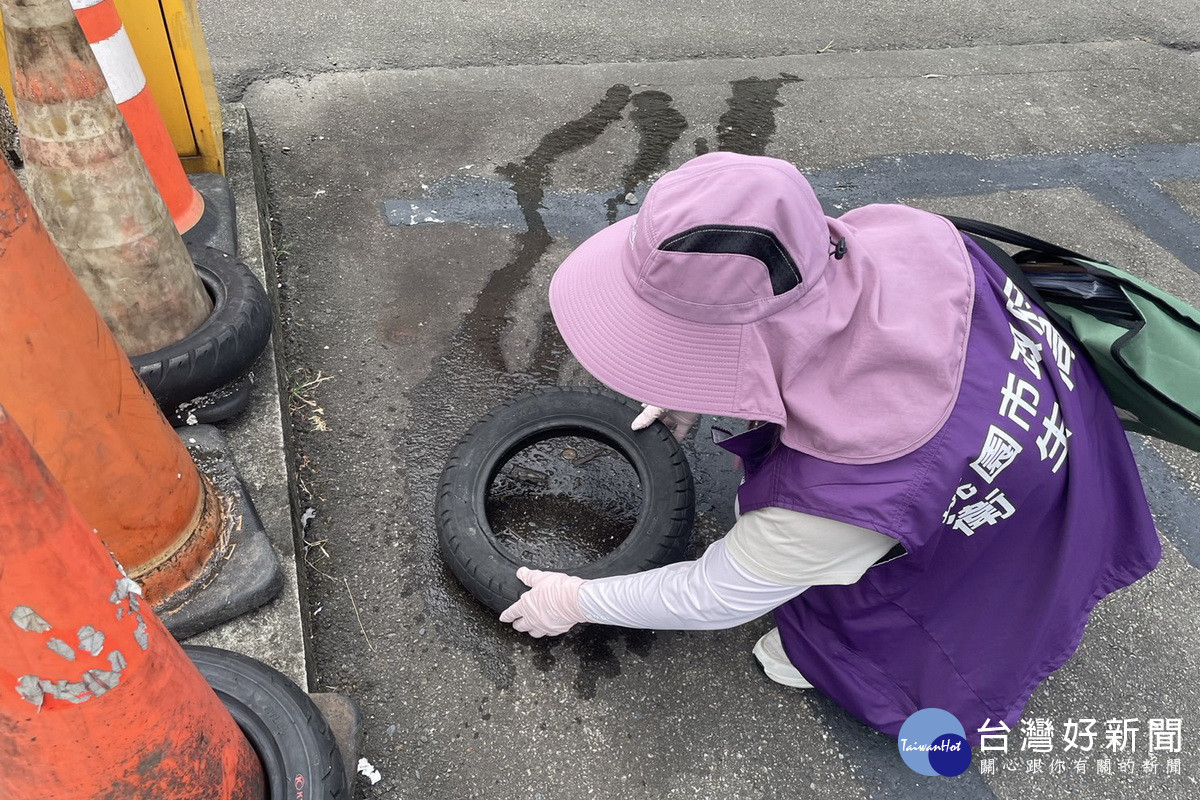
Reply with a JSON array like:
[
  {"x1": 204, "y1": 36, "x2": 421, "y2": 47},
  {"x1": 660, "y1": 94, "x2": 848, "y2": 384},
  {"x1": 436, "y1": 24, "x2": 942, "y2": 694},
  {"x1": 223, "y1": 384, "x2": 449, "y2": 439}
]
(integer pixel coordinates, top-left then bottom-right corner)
[
  {"x1": 577, "y1": 538, "x2": 807, "y2": 630},
  {"x1": 575, "y1": 508, "x2": 898, "y2": 631},
  {"x1": 725, "y1": 507, "x2": 899, "y2": 586}
]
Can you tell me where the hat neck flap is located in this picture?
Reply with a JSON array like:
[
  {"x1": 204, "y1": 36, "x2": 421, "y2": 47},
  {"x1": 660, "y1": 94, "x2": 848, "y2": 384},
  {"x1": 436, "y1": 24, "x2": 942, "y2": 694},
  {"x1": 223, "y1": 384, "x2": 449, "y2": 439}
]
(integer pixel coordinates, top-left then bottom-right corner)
[{"x1": 758, "y1": 204, "x2": 975, "y2": 464}]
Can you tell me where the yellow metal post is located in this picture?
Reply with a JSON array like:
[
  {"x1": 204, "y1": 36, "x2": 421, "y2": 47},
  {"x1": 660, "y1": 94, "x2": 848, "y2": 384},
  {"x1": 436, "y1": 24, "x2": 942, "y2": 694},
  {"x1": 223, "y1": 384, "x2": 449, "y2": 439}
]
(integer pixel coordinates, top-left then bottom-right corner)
[
  {"x1": 0, "y1": 22, "x2": 15, "y2": 119},
  {"x1": 0, "y1": 0, "x2": 223, "y2": 174}
]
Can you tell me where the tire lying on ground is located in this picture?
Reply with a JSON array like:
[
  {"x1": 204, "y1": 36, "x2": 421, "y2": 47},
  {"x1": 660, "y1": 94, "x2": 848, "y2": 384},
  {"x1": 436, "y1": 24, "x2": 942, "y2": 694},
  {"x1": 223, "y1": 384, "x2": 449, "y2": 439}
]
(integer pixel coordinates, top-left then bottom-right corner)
[
  {"x1": 166, "y1": 374, "x2": 253, "y2": 427},
  {"x1": 131, "y1": 244, "x2": 273, "y2": 412},
  {"x1": 436, "y1": 386, "x2": 696, "y2": 614},
  {"x1": 185, "y1": 645, "x2": 347, "y2": 800}
]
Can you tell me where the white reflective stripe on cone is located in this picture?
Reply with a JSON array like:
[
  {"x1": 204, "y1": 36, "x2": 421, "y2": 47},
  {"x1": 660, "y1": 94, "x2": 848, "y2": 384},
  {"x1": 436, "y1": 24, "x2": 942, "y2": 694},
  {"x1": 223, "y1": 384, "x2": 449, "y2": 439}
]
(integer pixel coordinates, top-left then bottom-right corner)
[
  {"x1": 88, "y1": 27, "x2": 147, "y2": 105},
  {"x1": 69, "y1": 0, "x2": 107, "y2": 9}
]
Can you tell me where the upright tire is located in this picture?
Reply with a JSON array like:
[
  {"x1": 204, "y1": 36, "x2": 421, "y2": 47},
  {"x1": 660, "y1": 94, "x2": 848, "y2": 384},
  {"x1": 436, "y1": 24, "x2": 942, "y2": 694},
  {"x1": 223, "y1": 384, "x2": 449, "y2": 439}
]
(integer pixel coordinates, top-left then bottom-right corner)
[
  {"x1": 437, "y1": 386, "x2": 696, "y2": 614},
  {"x1": 132, "y1": 244, "x2": 272, "y2": 411},
  {"x1": 185, "y1": 645, "x2": 347, "y2": 800}
]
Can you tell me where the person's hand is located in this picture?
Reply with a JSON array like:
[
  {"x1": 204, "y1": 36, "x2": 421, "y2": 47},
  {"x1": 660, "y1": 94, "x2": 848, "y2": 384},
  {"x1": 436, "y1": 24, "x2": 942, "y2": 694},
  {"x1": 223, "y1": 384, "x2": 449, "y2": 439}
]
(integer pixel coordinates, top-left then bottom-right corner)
[
  {"x1": 631, "y1": 405, "x2": 700, "y2": 442},
  {"x1": 499, "y1": 567, "x2": 587, "y2": 637}
]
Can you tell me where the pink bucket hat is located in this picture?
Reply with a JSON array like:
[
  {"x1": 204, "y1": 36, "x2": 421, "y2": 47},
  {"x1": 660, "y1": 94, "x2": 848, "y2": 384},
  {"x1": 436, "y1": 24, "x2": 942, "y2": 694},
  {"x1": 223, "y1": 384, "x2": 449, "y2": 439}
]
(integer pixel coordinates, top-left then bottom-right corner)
[{"x1": 549, "y1": 152, "x2": 975, "y2": 464}]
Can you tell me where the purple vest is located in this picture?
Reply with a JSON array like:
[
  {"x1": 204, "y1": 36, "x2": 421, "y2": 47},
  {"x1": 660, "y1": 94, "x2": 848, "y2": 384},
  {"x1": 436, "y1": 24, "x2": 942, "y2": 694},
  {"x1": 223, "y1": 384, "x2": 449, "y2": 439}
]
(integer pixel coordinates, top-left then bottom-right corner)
[{"x1": 718, "y1": 237, "x2": 1160, "y2": 743}]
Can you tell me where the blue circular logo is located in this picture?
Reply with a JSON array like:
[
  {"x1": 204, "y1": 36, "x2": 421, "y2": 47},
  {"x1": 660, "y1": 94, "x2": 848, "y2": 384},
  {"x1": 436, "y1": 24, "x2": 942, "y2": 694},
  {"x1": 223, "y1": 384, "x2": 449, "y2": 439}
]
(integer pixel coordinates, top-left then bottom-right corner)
[{"x1": 898, "y1": 708, "x2": 972, "y2": 776}]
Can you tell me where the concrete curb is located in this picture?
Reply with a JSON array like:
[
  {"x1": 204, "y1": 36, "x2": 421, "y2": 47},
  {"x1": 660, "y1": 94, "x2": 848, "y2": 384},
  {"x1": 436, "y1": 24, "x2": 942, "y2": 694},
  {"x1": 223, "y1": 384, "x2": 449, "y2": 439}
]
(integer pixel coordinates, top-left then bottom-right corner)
[
  {"x1": 184, "y1": 102, "x2": 311, "y2": 691},
  {"x1": 185, "y1": 102, "x2": 363, "y2": 788}
]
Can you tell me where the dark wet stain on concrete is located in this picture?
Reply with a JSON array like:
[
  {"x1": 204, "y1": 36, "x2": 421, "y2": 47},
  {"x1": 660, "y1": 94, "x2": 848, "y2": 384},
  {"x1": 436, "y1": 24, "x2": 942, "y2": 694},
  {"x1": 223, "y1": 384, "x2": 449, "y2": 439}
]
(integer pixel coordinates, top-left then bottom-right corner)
[
  {"x1": 529, "y1": 638, "x2": 559, "y2": 672},
  {"x1": 606, "y1": 91, "x2": 688, "y2": 223},
  {"x1": 524, "y1": 626, "x2": 659, "y2": 700},
  {"x1": 571, "y1": 628, "x2": 657, "y2": 700},
  {"x1": 569, "y1": 627, "x2": 625, "y2": 698},
  {"x1": 402, "y1": 87, "x2": 645, "y2": 693},
  {"x1": 470, "y1": 85, "x2": 633, "y2": 371},
  {"x1": 716, "y1": 74, "x2": 802, "y2": 156}
]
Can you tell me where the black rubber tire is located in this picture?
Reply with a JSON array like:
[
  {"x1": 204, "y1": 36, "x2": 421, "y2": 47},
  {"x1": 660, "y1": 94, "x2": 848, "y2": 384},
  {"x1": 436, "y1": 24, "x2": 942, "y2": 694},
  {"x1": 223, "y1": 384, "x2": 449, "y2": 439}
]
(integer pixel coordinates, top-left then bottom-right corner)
[
  {"x1": 131, "y1": 244, "x2": 272, "y2": 411},
  {"x1": 185, "y1": 645, "x2": 347, "y2": 800},
  {"x1": 436, "y1": 386, "x2": 696, "y2": 614},
  {"x1": 167, "y1": 374, "x2": 253, "y2": 427}
]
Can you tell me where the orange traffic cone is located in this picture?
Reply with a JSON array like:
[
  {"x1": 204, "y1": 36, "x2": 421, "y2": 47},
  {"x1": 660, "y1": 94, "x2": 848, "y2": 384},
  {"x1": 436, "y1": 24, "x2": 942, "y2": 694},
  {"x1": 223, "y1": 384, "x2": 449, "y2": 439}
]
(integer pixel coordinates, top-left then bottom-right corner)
[
  {"x1": 0, "y1": 0, "x2": 210, "y2": 356},
  {"x1": 0, "y1": 148, "x2": 219, "y2": 608},
  {"x1": 72, "y1": 0, "x2": 205, "y2": 233},
  {"x1": 0, "y1": 404, "x2": 265, "y2": 800}
]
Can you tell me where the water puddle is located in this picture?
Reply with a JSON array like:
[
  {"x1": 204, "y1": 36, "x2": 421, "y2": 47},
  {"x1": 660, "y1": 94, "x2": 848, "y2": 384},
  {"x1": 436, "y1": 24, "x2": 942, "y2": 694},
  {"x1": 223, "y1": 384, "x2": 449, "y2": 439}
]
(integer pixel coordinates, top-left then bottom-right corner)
[{"x1": 486, "y1": 435, "x2": 642, "y2": 570}]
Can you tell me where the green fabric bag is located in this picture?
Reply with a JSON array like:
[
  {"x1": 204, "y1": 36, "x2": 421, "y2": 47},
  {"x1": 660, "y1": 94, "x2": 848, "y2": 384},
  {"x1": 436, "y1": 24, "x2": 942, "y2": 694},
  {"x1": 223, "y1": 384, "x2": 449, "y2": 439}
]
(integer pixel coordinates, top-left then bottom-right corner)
[{"x1": 947, "y1": 216, "x2": 1200, "y2": 452}]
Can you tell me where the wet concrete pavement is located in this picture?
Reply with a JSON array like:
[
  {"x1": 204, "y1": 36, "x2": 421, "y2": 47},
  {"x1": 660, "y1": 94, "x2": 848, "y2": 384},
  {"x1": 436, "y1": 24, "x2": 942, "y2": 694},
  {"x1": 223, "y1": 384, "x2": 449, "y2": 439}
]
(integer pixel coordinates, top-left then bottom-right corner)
[{"x1": 203, "y1": 13, "x2": 1200, "y2": 799}]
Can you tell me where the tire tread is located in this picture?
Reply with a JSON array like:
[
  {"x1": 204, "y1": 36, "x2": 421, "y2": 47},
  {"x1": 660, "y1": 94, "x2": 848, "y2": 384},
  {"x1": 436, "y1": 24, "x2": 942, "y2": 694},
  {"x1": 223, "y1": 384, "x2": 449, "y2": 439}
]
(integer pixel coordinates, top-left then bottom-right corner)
[
  {"x1": 132, "y1": 245, "x2": 273, "y2": 410},
  {"x1": 185, "y1": 645, "x2": 348, "y2": 800},
  {"x1": 436, "y1": 387, "x2": 696, "y2": 613}
]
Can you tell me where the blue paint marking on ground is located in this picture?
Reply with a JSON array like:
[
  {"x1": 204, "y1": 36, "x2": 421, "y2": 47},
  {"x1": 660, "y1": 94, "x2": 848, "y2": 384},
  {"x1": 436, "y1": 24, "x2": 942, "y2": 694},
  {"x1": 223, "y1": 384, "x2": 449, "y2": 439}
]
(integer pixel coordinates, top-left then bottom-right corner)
[
  {"x1": 382, "y1": 175, "x2": 638, "y2": 242},
  {"x1": 384, "y1": 143, "x2": 1200, "y2": 273},
  {"x1": 806, "y1": 144, "x2": 1200, "y2": 273}
]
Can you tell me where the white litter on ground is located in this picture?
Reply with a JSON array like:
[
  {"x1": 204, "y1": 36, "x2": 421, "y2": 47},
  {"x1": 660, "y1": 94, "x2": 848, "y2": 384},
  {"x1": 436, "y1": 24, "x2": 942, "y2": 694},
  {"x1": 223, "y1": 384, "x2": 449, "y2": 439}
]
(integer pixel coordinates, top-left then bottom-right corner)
[{"x1": 357, "y1": 757, "x2": 382, "y2": 785}]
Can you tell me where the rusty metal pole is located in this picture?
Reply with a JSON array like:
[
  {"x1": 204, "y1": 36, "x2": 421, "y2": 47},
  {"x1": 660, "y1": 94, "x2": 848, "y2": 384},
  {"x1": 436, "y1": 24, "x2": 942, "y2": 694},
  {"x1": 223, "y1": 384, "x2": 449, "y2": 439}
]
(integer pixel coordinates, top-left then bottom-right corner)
[
  {"x1": 0, "y1": 153, "x2": 222, "y2": 608},
  {"x1": 0, "y1": 0, "x2": 211, "y2": 355},
  {"x1": 0, "y1": 404, "x2": 266, "y2": 800}
]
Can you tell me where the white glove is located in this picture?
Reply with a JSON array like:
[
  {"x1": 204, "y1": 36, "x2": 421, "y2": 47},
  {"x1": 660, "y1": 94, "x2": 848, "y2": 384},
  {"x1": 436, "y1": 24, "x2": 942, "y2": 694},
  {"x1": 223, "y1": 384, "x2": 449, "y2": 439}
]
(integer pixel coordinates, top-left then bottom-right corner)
[
  {"x1": 499, "y1": 567, "x2": 588, "y2": 637},
  {"x1": 631, "y1": 405, "x2": 700, "y2": 442}
]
